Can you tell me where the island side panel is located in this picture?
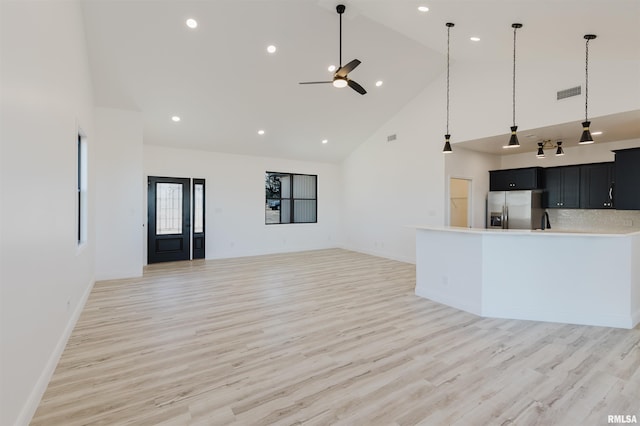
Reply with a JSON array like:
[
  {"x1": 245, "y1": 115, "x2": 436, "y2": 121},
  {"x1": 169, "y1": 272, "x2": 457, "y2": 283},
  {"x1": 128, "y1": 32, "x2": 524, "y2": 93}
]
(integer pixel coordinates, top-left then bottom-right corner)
[
  {"x1": 415, "y1": 229, "x2": 483, "y2": 316},
  {"x1": 631, "y1": 233, "x2": 640, "y2": 327},
  {"x1": 481, "y1": 233, "x2": 634, "y2": 328}
]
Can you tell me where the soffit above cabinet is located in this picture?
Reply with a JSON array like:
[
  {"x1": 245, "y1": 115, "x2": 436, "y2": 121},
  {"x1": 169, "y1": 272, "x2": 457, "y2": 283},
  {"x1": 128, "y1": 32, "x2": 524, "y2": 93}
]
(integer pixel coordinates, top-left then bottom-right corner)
[{"x1": 454, "y1": 110, "x2": 640, "y2": 156}]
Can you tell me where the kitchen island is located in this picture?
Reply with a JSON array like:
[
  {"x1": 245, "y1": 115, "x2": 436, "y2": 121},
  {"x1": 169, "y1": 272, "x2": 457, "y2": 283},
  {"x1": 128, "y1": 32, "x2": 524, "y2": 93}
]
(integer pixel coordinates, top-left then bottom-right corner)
[{"x1": 415, "y1": 226, "x2": 640, "y2": 329}]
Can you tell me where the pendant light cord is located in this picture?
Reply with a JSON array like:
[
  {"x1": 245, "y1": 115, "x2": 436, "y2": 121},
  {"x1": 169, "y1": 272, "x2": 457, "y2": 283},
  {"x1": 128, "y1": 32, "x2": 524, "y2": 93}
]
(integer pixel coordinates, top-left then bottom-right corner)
[
  {"x1": 339, "y1": 11, "x2": 342, "y2": 67},
  {"x1": 446, "y1": 25, "x2": 451, "y2": 135},
  {"x1": 585, "y1": 38, "x2": 590, "y2": 122},
  {"x1": 512, "y1": 26, "x2": 517, "y2": 127}
]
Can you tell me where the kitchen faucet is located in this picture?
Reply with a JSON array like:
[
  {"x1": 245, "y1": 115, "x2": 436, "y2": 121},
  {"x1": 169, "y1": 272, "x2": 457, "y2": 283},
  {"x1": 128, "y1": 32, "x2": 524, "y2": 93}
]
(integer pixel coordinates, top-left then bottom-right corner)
[{"x1": 541, "y1": 211, "x2": 551, "y2": 230}]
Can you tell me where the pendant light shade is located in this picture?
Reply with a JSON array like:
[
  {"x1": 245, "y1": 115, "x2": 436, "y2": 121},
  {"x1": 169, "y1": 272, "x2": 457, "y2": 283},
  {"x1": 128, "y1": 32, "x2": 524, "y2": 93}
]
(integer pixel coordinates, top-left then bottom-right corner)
[
  {"x1": 504, "y1": 23, "x2": 522, "y2": 149},
  {"x1": 579, "y1": 34, "x2": 597, "y2": 144},
  {"x1": 442, "y1": 23, "x2": 455, "y2": 154},
  {"x1": 579, "y1": 121, "x2": 593, "y2": 144},
  {"x1": 443, "y1": 134, "x2": 452, "y2": 153},
  {"x1": 505, "y1": 126, "x2": 519, "y2": 148},
  {"x1": 556, "y1": 141, "x2": 565, "y2": 156},
  {"x1": 536, "y1": 142, "x2": 545, "y2": 158}
]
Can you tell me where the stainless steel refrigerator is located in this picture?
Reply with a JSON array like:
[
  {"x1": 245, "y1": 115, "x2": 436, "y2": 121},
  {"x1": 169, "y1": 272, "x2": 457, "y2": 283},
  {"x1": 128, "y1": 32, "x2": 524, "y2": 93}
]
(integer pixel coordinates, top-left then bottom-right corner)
[{"x1": 487, "y1": 190, "x2": 543, "y2": 229}]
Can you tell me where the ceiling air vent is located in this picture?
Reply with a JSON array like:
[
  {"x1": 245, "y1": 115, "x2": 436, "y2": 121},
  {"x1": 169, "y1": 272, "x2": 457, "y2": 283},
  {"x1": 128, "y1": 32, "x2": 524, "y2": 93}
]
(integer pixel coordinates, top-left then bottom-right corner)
[
  {"x1": 557, "y1": 85, "x2": 581, "y2": 100},
  {"x1": 387, "y1": 134, "x2": 397, "y2": 142}
]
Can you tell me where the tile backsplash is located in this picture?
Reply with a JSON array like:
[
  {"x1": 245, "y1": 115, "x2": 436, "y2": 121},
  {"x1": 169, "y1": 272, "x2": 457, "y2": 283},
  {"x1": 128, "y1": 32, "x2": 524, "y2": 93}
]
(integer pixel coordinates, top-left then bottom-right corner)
[{"x1": 546, "y1": 209, "x2": 640, "y2": 232}]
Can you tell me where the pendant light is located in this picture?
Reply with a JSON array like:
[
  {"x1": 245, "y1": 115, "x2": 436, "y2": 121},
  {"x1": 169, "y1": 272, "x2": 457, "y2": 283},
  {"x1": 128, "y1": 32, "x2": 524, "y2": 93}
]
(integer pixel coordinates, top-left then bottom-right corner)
[
  {"x1": 443, "y1": 23, "x2": 455, "y2": 154},
  {"x1": 504, "y1": 23, "x2": 522, "y2": 149},
  {"x1": 579, "y1": 34, "x2": 597, "y2": 144},
  {"x1": 534, "y1": 140, "x2": 564, "y2": 158}
]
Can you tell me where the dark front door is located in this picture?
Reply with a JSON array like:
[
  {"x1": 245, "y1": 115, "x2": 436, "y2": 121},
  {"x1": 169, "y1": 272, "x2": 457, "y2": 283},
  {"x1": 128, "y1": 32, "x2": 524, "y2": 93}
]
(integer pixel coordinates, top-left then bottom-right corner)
[{"x1": 148, "y1": 176, "x2": 191, "y2": 264}]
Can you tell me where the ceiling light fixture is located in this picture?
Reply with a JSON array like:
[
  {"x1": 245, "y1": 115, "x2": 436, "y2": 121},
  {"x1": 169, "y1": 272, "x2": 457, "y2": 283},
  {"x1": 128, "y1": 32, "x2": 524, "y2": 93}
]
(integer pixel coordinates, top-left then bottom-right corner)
[
  {"x1": 322, "y1": 139, "x2": 328, "y2": 144},
  {"x1": 257, "y1": 130, "x2": 265, "y2": 135},
  {"x1": 535, "y1": 140, "x2": 564, "y2": 158},
  {"x1": 375, "y1": 80, "x2": 383, "y2": 87},
  {"x1": 470, "y1": 37, "x2": 480, "y2": 42},
  {"x1": 418, "y1": 6, "x2": 429, "y2": 12},
  {"x1": 332, "y1": 78, "x2": 348, "y2": 88},
  {"x1": 504, "y1": 23, "x2": 523, "y2": 149},
  {"x1": 443, "y1": 23, "x2": 455, "y2": 154},
  {"x1": 267, "y1": 45, "x2": 277, "y2": 54},
  {"x1": 186, "y1": 19, "x2": 198, "y2": 29},
  {"x1": 328, "y1": 65, "x2": 336, "y2": 72},
  {"x1": 579, "y1": 34, "x2": 598, "y2": 145},
  {"x1": 171, "y1": 116, "x2": 181, "y2": 122}
]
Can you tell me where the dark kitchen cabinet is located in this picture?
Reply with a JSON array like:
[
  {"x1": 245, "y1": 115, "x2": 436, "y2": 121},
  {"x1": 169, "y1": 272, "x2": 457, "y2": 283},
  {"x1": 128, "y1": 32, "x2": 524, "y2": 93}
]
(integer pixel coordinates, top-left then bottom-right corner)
[
  {"x1": 489, "y1": 167, "x2": 543, "y2": 191},
  {"x1": 580, "y1": 162, "x2": 615, "y2": 209},
  {"x1": 544, "y1": 165, "x2": 581, "y2": 208},
  {"x1": 614, "y1": 148, "x2": 640, "y2": 210}
]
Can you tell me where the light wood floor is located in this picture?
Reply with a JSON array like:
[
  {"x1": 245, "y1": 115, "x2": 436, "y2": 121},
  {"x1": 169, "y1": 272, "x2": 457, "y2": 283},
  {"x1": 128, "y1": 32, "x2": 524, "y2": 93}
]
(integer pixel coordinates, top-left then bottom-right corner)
[{"x1": 32, "y1": 249, "x2": 639, "y2": 425}]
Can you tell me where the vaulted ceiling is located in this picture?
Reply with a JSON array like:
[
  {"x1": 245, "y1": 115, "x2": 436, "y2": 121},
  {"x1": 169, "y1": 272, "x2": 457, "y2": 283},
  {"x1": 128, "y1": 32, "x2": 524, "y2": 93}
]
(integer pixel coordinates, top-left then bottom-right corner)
[{"x1": 82, "y1": 0, "x2": 640, "y2": 162}]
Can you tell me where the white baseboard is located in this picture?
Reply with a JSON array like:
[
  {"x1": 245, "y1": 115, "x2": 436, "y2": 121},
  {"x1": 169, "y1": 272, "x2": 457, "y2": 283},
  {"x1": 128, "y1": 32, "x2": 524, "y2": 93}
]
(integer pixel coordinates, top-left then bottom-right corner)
[{"x1": 14, "y1": 278, "x2": 95, "y2": 426}]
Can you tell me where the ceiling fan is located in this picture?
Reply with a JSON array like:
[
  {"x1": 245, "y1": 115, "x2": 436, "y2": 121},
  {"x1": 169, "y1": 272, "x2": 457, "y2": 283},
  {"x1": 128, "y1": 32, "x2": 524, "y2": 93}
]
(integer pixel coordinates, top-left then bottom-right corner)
[{"x1": 299, "y1": 4, "x2": 367, "y2": 95}]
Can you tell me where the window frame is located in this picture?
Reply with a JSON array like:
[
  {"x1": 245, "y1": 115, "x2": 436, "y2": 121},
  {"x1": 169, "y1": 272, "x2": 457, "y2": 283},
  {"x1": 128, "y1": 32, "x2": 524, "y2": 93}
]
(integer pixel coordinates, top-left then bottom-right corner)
[{"x1": 265, "y1": 171, "x2": 317, "y2": 225}]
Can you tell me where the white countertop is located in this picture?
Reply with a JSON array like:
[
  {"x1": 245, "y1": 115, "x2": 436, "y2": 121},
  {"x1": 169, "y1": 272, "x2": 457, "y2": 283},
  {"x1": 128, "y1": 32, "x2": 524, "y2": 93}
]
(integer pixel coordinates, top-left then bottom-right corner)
[{"x1": 414, "y1": 225, "x2": 640, "y2": 237}]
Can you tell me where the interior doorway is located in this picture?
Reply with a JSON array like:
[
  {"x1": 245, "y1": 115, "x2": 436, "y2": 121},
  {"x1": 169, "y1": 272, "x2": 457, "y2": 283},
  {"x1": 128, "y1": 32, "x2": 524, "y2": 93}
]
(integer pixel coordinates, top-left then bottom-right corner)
[{"x1": 449, "y1": 177, "x2": 472, "y2": 228}]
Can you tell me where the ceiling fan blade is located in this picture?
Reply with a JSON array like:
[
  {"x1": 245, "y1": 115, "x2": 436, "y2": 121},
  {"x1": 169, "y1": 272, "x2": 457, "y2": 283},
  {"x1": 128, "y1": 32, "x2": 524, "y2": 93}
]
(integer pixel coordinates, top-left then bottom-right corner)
[
  {"x1": 299, "y1": 81, "x2": 333, "y2": 85},
  {"x1": 335, "y1": 59, "x2": 361, "y2": 78},
  {"x1": 347, "y1": 79, "x2": 367, "y2": 95}
]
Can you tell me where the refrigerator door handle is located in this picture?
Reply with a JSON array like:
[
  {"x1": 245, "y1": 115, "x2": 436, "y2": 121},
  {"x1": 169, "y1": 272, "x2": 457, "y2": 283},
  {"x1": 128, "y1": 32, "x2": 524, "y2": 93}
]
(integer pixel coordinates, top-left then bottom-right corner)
[{"x1": 504, "y1": 205, "x2": 508, "y2": 229}]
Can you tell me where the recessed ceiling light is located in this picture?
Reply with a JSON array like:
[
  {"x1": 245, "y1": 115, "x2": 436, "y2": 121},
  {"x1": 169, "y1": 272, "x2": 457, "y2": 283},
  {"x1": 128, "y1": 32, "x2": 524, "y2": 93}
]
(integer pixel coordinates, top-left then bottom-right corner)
[
  {"x1": 328, "y1": 65, "x2": 336, "y2": 72},
  {"x1": 418, "y1": 6, "x2": 429, "y2": 12},
  {"x1": 171, "y1": 116, "x2": 181, "y2": 122},
  {"x1": 186, "y1": 19, "x2": 198, "y2": 29},
  {"x1": 267, "y1": 45, "x2": 277, "y2": 54},
  {"x1": 258, "y1": 130, "x2": 265, "y2": 135},
  {"x1": 375, "y1": 80, "x2": 383, "y2": 87},
  {"x1": 591, "y1": 131, "x2": 603, "y2": 135},
  {"x1": 322, "y1": 139, "x2": 328, "y2": 144},
  {"x1": 470, "y1": 37, "x2": 481, "y2": 42}
]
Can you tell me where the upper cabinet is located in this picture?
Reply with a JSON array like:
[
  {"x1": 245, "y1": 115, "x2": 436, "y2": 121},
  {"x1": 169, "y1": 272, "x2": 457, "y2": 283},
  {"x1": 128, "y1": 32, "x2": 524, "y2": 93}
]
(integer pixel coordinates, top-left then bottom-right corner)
[
  {"x1": 614, "y1": 148, "x2": 640, "y2": 210},
  {"x1": 489, "y1": 167, "x2": 543, "y2": 191},
  {"x1": 544, "y1": 166, "x2": 581, "y2": 208},
  {"x1": 580, "y1": 162, "x2": 615, "y2": 209}
]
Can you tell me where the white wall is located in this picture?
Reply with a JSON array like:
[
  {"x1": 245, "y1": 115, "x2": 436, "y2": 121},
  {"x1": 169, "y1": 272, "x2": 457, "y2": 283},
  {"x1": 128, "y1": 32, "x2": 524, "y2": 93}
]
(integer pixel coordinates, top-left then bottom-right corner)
[
  {"x1": 144, "y1": 145, "x2": 343, "y2": 260},
  {"x1": 0, "y1": 2, "x2": 96, "y2": 425},
  {"x1": 95, "y1": 107, "x2": 144, "y2": 280},
  {"x1": 342, "y1": 75, "x2": 447, "y2": 264},
  {"x1": 445, "y1": 148, "x2": 501, "y2": 228},
  {"x1": 450, "y1": 58, "x2": 640, "y2": 144}
]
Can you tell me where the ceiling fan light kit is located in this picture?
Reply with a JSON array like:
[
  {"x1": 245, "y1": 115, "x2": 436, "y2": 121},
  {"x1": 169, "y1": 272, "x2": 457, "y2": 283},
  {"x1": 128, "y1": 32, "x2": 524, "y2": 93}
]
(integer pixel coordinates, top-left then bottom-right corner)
[{"x1": 299, "y1": 4, "x2": 366, "y2": 95}]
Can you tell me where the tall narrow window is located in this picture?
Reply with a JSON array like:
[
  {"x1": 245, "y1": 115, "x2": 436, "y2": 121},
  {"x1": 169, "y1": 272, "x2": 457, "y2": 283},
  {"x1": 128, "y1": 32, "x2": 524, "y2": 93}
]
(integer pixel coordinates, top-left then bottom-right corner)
[
  {"x1": 265, "y1": 172, "x2": 317, "y2": 224},
  {"x1": 77, "y1": 132, "x2": 87, "y2": 245}
]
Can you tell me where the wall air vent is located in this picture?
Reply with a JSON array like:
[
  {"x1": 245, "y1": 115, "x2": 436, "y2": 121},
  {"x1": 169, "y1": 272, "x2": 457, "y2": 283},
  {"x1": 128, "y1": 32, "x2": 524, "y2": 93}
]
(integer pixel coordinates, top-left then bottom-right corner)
[
  {"x1": 557, "y1": 86, "x2": 581, "y2": 100},
  {"x1": 387, "y1": 134, "x2": 397, "y2": 142}
]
